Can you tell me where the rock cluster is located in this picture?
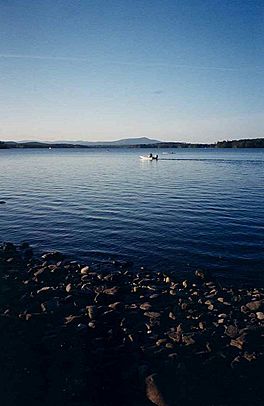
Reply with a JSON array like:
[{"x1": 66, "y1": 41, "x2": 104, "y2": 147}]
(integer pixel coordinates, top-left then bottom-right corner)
[{"x1": 0, "y1": 242, "x2": 264, "y2": 406}]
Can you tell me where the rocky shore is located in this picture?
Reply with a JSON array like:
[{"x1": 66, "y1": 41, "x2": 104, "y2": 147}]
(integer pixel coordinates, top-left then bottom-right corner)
[{"x1": 0, "y1": 242, "x2": 264, "y2": 406}]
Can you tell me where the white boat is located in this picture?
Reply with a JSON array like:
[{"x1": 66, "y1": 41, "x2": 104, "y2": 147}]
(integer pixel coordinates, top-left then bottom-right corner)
[{"x1": 140, "y1": 155, "x2": 158, "y2": 161}]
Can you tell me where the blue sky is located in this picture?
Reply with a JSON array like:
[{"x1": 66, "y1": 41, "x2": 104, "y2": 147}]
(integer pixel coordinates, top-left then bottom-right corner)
[{"x1": 0, "y1": 0, "x2": 263, "y2": 142}]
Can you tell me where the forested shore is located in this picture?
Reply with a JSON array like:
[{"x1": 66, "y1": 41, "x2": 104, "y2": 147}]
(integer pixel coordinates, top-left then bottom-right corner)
[{"x1": 0, "y1": 138, "x2": 264, "y2": 149}]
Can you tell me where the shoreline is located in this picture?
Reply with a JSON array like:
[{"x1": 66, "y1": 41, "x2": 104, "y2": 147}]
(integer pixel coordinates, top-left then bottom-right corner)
[{"x1": 1, "y1": 242, "x2": 264, "y2": 406}]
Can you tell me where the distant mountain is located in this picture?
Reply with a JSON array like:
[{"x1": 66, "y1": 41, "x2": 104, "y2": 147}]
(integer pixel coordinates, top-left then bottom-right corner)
[
  {"x1": 108, "y1": 137, "x2": 161, "y2": 145},
  {"x1": 1, "y1": 137, "x2": 263, "y2": 149},
  {"x1": 48, "y1": 137, "x2": 161, "y2": 146}
]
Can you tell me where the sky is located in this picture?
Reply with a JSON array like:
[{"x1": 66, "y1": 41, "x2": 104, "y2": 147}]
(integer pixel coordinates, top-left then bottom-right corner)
[{"x1": 0, "y1": 0, "x2": 263, "y2": 143}]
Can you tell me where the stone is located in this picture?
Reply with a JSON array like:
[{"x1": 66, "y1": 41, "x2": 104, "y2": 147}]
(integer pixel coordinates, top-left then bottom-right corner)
[
  {"x1": 20, "y1": 242, "x2": 30, "y2": 250},
  {"x1": 108, "y1": 302, "x2": 123, "y2": 311},
  {"x1": 2, "y1": 242, "x2": 16, "y2": 252},
  {"x1": 225, "y1": 325, "x2": 238, "y2": 338},
  {"x1": 195, "y1": 270, "x2": 207, "y2": 279},
  {"x1": 86, "y1": 305, "x2": 97, "y2": 320},
  {"x1": 80, "y1": 266, "x2": 90, "y2": 275},
  {"x1": 36, "y1": 286, "x2": 55, "y2": 299},
  {"x1": 64, "y1": 315, "x2": 83, "y2": 326},
  {"x1": 41, "y1": 298, "x2": 60, "y2": 312},
  {"x1": 103, "y1": 286, "x2": 120, "y2": 296},
  {"x1": 168, "y1": 331, "x2": 181, "y2": 343},
  {"x1": 41, "y1": 251, "x2": 63, "y2": 261},
  {"x1": 140, "y1": 302, "x2": 152, "y2": 311},
  {"x1": 65, "y1": 283, "x2": 72, "y2": 293},
  {"x1": 156, "y1": 339, "x2": 168, "y2": 347},
  {"x1": 243, "y1": 352, "x2": 256, "y2": 362},
  {"x1": 241, "y1": 305, "x2": 248, "y2": 314},
  {"x1": 145, "y1": 374, "x2": 169, "y2": 406},
  {"x1": 230, "y1": 334, "x2": 246, "y2": 350},
  {"x1": 182, "y1": 334, "x2": 195, "y2": 346},
  {"x1": 246, "y1": 300, "x2": 263, "y2": 312},
  {"x1": 256, "y1": 312, "x2": 264, "y2": 320},
  {"x1": 144, "y1": 311, "x2": 161, "y2": 319}
]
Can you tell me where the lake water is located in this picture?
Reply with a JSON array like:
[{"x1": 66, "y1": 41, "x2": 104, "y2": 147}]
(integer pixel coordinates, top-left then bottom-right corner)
[{"x1": 0, "y1": 148, "x2": 263, "y2": 282}]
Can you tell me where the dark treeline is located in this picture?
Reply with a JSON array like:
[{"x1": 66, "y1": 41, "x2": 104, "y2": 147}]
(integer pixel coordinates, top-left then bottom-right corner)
[
  {"x1": 216, "y1": 138, "x2": 264, "y2": 148},
  {"x1": 0, "y1": 141, "x2": 88, "y2": 149},
  {"x1": 0, "y1": 138, "x2": 263, "y2": 149}
]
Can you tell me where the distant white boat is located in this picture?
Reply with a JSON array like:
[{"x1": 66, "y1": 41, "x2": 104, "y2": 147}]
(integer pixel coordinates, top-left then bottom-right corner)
[{"x1": 140, "y1": 155, "x2": 158, "y2": 161}]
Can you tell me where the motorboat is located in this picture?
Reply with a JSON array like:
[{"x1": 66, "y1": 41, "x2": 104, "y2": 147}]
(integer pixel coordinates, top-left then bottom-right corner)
[{"x1": 140, "y1": 154, "x2": 158, "y2": 161}]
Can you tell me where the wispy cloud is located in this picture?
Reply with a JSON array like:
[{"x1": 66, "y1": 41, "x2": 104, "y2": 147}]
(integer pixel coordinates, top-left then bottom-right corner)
[{"x1": 0, "y1": 53, "x2": 263, "y2": 72}]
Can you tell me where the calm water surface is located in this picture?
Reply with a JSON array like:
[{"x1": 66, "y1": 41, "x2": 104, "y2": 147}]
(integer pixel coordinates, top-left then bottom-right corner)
[{"x1": 0, "y1": 148, "x2": 263, "y2": 281}]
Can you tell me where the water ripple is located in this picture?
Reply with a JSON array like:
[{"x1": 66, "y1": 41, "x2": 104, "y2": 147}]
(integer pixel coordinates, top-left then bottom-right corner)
[{"x1": 0, "y1": 148, "x2": 263, "y2": 280}]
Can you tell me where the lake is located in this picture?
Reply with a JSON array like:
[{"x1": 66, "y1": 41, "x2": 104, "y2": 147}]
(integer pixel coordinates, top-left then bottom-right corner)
[{"x1": 0, "y1": 148, "x2": 263, "y2": 282}]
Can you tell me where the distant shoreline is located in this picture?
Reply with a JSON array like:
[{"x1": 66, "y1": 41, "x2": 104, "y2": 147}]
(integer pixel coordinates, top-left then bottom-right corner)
[{"x1": 1, "y1": 137, "x2": 264, "y2": 149}]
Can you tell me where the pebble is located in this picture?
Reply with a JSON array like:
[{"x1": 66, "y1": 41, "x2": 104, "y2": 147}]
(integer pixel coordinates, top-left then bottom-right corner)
[
  {"x1": 246, "y1": 300, "x2": 263, "y2": 311},
  {"x1": 256, "y1": 312, "x2": 264, "y2": 320},
  {"x1": 80, "y1": 266, "x2": 90, "y2": 275}
]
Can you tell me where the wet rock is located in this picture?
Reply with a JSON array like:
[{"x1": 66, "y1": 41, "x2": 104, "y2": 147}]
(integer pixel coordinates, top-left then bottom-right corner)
[
  {"x1": 246, "y1": 300, "x2": 263, "y2": 312},
  {"x1": 169, "y1": 312, "x2": 176, "y2": 320},
  {"x1": 80, "y1": 266, "x2": 90, "y2": 275},
  {"x1": 103, "y1": 286, "x2": 120, "y2": 296},
  {"x1": 144, "y1": 312, "x2": 161, "y2": 319},
  {"x1": 140, "y1": 302, "x2": 152, "y2": 311},
  {"x1": 240, "y1": 305, "x2": 248, "y2": 314},
  {"x1": 225, "y1": 325, "x2": 239, "y2": 338},
  {"x1": 145, "y1": 374, "x2": 169, "y2": 406},
  {"x1": 41, "y1": 251, "x2": 63, "y2": 261},
  {"x1": 182, "y1": 334, "x2": 196, "y2": 346},
  {"x1": 195, "y1": 269, "x2": 209, "y2": 280},
  {"x1": 20, "y1": 242, "x2": 30, "y2": 250},
  {"x1": 86, "y1": 305, "x2": 97, "y2": 320},
  {"x1": 230, "y1": 334, "x2": 246, "y2": 350},
  {"x1": 156, "y1": 339, "x2": 168, "y2": 347},
  {"x1": 167, "y1": 331, "x2": 181, "y2": 343},
  {"x1": 243, "y1": 352, "x2": 256, "y2": 362},
  {"x1": 64, "y1": 315, "x2": 83, "y2": 326},
  {"x1": 108, "y1": 301, "x2": 124, "y2": 311},
  {"x1": 256, "y1": 312, "x2": 264, "y2": 320},
  {"x1": 65, "y1": 283, "x2": 72, "y2": 293},
  {"x1": 41, "y1": 298, "x2": 60, "y2": 312},
  {"x1": 36, "y1": 286, "x2": 56, "y2": 300},
  {"x1": 2, "y1": 242, "x2": 16, "y2": 252}
]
